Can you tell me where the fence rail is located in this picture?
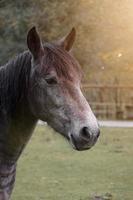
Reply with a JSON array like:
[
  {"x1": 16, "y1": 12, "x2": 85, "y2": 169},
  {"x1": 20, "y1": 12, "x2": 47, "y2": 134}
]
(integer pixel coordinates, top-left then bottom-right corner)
[
  {"x1": 83, "y1": 84, "x2": 133, "y2": 89},
  {"x1": 82, "y1": 84, "x2": 133, "y2": 120}
]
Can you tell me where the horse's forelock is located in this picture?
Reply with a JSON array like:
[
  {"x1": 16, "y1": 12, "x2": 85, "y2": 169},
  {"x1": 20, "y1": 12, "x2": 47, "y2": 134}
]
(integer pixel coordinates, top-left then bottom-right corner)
[{"x1": 42, "y1": 44, "x2": 81, "y2": 81}]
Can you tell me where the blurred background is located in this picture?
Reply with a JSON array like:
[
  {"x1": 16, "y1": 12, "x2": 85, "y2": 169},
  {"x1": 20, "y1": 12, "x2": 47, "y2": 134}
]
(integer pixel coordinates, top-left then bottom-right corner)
[{"x1": 1, "y1": 0, "x2": 133, "y2": 120}]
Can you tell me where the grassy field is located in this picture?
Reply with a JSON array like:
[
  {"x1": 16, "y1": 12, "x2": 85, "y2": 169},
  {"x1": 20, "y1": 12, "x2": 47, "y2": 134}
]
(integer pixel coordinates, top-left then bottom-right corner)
[{"x1": 12, "y1": 125, "x2": 133, "y2": 200}]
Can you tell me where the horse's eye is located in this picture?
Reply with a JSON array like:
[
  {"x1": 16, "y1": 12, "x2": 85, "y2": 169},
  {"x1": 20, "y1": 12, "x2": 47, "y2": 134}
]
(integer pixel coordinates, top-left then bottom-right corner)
[{"x1": 45, "y1": 77, "x2": 57, "y2": 85}]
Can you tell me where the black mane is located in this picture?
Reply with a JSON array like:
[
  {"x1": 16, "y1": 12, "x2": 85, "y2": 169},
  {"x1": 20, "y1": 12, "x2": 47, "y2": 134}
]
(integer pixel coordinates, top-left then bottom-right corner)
[{"x1": 0, "y1": 51, "x2": 32, "y2": 114}]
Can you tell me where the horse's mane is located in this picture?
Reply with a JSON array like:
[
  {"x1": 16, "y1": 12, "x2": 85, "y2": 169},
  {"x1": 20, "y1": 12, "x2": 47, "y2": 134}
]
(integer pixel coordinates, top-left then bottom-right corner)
[
  {"x1": 0, "y1": 43, "x2": 81, "y2": 114},
  {"x1": 0, "y1": 51, "x2": 32, "y2": 114}
]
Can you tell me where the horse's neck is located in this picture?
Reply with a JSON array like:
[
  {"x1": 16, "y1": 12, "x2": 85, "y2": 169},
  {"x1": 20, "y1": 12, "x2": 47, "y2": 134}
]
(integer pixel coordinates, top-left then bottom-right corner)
[
  {"x1": 7, "y1": 99, "x2": 38, "y2": 161},
  {"x1": 0, "y1": 52, "x2": 37, "y2": 199},
  {"x1": 0, "y1": 92, "x2": 37, "y2": 165},
  {"x1": 0, "y1": 106, "x2": 37, "y2": 200},
  {"x1": 0, "y1": 51, "x2": 38, "y2": 160},
  {"x1": 0, "y1": 99, "x2": 37, "y2": 200}
]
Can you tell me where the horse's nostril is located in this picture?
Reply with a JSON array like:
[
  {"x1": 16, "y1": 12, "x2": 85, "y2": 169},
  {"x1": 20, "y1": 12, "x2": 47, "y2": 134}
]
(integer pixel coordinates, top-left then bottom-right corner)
[{"x1": 80, "y1": 127, "x2": 91, "y2": 141}]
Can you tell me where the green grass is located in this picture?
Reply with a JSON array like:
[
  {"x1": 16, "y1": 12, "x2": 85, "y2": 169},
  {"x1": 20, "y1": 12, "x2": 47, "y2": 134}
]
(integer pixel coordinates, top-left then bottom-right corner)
[{"x1": 12, "y1": 126, "x2": 133, "y2": 200}]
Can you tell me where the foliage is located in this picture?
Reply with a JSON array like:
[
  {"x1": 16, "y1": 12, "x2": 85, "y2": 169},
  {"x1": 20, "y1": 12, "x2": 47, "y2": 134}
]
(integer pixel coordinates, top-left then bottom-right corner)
[
  {"x1": 0, "y1": 0, "x2": 77, "y2": 64},
  {"x1": 0, "y1": 0, "x2": 133, "y2": 84}
]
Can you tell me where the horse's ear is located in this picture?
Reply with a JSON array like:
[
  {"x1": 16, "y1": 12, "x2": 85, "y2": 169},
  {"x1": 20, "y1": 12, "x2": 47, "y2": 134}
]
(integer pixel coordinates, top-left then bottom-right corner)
[
  {"x1": 27, "y1": 26, "x2": 44, "y2": 59},
  {"x1": 59, "y1": 27, "x2": 76, "y2": 51}
]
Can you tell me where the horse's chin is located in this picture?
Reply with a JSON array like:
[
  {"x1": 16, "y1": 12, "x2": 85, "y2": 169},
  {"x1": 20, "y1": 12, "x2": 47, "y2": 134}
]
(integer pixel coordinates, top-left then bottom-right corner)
[{"x1": 69, "y1": 140, "x2": 92, "y2": 151}]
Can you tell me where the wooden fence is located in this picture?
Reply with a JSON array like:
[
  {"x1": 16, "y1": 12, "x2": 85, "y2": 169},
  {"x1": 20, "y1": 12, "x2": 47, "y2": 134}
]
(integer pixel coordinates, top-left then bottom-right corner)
[{"x1": 82, "y1": 85, "x2": 133, "y2": 120}]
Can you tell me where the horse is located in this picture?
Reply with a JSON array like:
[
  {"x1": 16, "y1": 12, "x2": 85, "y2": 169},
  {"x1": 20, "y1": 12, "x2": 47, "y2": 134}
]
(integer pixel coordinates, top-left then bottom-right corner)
[{"x1": 0, "y1": 26, "x2": 100, "y2": 200}]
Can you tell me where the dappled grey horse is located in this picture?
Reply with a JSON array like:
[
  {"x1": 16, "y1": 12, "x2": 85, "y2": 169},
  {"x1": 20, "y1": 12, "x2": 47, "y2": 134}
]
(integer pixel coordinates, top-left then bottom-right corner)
[{"x1": 0, "y1": 27, "x2": 100, "y2": 199}]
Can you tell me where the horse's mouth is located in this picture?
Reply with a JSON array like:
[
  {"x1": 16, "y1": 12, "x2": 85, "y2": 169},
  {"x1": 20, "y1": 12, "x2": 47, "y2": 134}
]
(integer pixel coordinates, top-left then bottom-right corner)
[{"x1": 68, "y1": 133, "x2": 92, "y2": 151}]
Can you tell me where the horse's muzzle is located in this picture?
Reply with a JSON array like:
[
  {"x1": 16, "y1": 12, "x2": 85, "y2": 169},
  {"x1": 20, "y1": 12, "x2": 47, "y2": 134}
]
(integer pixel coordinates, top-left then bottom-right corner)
[{"x1": 69, "y1": 128, "x2": 100, "y2": 151}]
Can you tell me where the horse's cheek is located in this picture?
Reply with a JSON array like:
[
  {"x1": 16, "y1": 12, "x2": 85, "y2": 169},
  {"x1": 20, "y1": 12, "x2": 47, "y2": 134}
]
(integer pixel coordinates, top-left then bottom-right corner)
[{"x1": 28, "y1": 89, "x2": 44, "y2": 117}]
